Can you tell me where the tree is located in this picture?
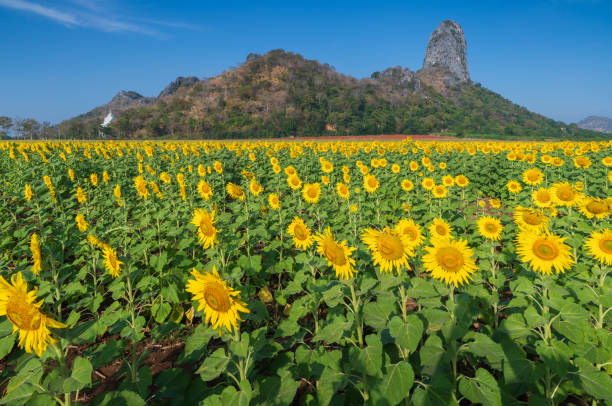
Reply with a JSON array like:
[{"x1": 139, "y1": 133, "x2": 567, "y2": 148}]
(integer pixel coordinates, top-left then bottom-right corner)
[{"x1": 0, "y1": 116, "x2": 12, "y2": 138}]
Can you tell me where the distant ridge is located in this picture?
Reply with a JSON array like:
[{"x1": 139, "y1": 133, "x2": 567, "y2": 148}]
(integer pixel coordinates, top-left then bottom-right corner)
[
  {"x1": 577, "y1": 116, "x2": 612, "y2": 133},
  {"x1": 56, "y1": 21, "x2": 604, "y2": 140}
]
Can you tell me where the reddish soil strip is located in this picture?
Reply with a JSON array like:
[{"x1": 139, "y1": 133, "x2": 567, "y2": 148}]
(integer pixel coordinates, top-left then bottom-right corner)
[{"x1": 272, "y1": 134, "x2": 459, "y2": 142}]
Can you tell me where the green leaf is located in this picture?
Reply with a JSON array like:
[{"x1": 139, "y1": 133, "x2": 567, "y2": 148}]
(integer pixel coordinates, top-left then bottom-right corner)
[
  {"x1": 151, "y1": 301, "x2": 172, "y2": 324},
  {"x1": 0, "y1": 334, "x2": 16, "y2": 360},
  {"x1": 197, "y1": 348, "x2": 229, "y2": 381},
  {"x1": 363, "y1": 299, "x2": 395, "y2": 330},
  {"x1": 357, "y1": 334, "x2": 383, "y2": 377},
  {"x1": 388, "y1": 314, "x2": 423, "y2": 352},
  {"x1": 64, "y1": 356, "x2": 93, "y2": 392},
  {"x1": 314, "y1": 319, "x2": 351, "y2": 344},
  {"x1": 572, "y1": 358, "x2": 612, "y2": 401},
  {"x1": 92, "y1": 390, "x2": 146, "y2": 406},
  {"x1": 370, "y1": 361, "x2": 414, "y2": 406},
  {"x1": 535, "y1": 340, "x2": 571, "y2": 378},
  {"x1": 465, "y1": 333, "x2": 504, "y2": 370},
  {"x1": 458, "y1": 368, "x2": 502, "y2": 406}
]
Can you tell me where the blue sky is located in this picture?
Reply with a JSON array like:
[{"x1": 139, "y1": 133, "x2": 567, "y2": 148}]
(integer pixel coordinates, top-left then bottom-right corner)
[{"x1": 0, "y1": 0, "x2": 610, "y2": 124}]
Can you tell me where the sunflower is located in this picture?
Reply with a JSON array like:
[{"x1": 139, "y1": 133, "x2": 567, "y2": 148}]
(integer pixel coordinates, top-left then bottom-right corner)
[
  {"x1": 573, "y1": 156, "x2": 591, "y2": 169},
  {"x1": 362, "y1": 227, "x2": 413, "y2": 274},
  {"x1": 213, "y1": 161, "x2": 223, "y2": 174},
  {"x1": 363, "y1": 174, "x2": 379, "y2": 193},
  {"x1": 30, "y1": 234, "x2": 42, "y2": 275},
  {"x1": 197, "y1": 180, "x2": 213, "y2": 200},
  {"x1": 429, "y1": 218, "x2": 453, "y2": 239},
  {"x1": 391, "y1": 164, "x2": 400, "y2": 174},
  {"x1": 551, "y1": 181, "x2": 581, "y2": 207},
  {"x1": 516, "y1": 230, "x2": 574, "y2": 275},
  {"x1": 532, "y1": 187, "x2": 554, "y2": 208},
  {"x1": 268, "y1": 193, "x2": 280, "y2": 210},
  {"x1": 284, "y1": 166, "x2": 297, "y2": 176},
  {"x1": 477, "y1": 216, "x2": 503, "y2": 240},
  {"x1": 134, "y1": 175, "x2": 150, "y2": 199},
  {"x1": 287, "y1": 174, "x2": 302, "y2": 190},
  {"x1": 76, "y1": 187, "x2": 87, "y2": 204},
  {"x1": 455, "y1": 174, "x2": 469, "y2": 188},
  {"x1": 395, "y1": 219, "x2": 424, "y2": 249},
  {"x1": 401, "y1": 179, "x2": 414, "y2": 192},
  {"x1": 585, "y1": 228, "x2": 612, "y2": 265},
  {"x1": 321, "y1": 161, "x2": 334, "y2": 173},
  {"x1": 432, "y1": 185, "x2": 448, "y2": 199},
  {"x1": 513, "y1": 206, "x2": 549, "y2": 232},
  {"x1": 0, "y1": 273, "x2": 66, "y2": 356},
  {"x1": 302, "y1": 183, "x2": 321, "y2": 204},
  {"x1": 489, "y1": 198, "x2": 501, "y2": 209},
  {"x1": 287, "y1": 217, "x2": 314, "y2": 250},
  {"x1": 102, "y1": 246, "x2": 123, "y2": 278},
  {"x1": 226, "y1": 182, "x2": 245, "y2": 200},
  {"x1": 442, "y1": 175, "x2": 455, "y2": 187},
  {"x1": 314, "y1": 227, "x2": 357, "y2": 280},
  {"x1": 24, "y1": 184, "x2": 33, "y2": 202},
  {"x1": 186, "y1": 266, "x2": 249, "y2": 335},
  {"x1": 249, "y1": 180, "x2": 263, "y2": 197},
  {"x1": 409, "y1": 161, "x2": 419, "y2": 171},
  {"x1": 90, "y1": 173, "x2": 98, "y2": 186},
  {"x1": 506, "y1": 180, "x2": 522, "y2": 194},
  {"x1": 191, "y1": 209, "x2": 219, "y2": 249},
  {"x1": 422, "y1": 177, "x2": 435, "y2": 190},
  {"x1": 522, "y1": 168, "x2": 543, "y2": 186},
  {"x1": 336, "y1": 182, "x2": 350, "y2": 199},
  {"x1": 160, "y1": 172, "x2": 171, "y2": 184},
  {"x1": 602, "y1": 157, "x2": 612, "y2": 167},
  {"x1": 579, "y1": 197, "x2": 609, "y2": 220},
  {"x1": 422, "y1": 237, "x2": 478, "y2": 286},
  {"x1": 75, "y1": 213, "x2": 88, "y2": 232},
  {"x1": 197, "y1": 164, "x2": 207, "y2": 177}
]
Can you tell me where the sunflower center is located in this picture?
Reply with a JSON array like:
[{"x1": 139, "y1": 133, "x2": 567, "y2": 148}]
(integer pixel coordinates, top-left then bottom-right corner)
[
  {"x1": 532, "y1": 240, "x2": 559, "y2": 260},
  {"x1": 308, "y1": 188, "x2": 317, "y2": 198},
  {"x1": 485, "y1": 223, "x2": 497, "y2": 232},
  {"x1": 586, "y1": 201, "x2": 607, "y2": 215},
  {"x1": 599, "y1": 238, "x2": 612, "y2": 254},
  {"x1": 377, "y1": 234, "x2": 404, "y2": 260},
  {"x1": 294, "y1": 225, "x2": 307, "y2": 240},
  {"x1": 204, "y1": 284, "x2": 231, "y2": 312},
  {"x1": 368, "y1": 178, "x2": 377, "y2": 187},
  {"x1": 323, "y1": 241, "x2": 347, "y2": 266},
  {"x1": 436, "y1": 247, "x2": 464, "y2": 273},
  {"x1": 404, "y1": 227, "x2": 417, "y2": 241},
  {"x1": 523, "y1": 212, "x2": 544, "y2": 225},
  {"x1": 557, "y1": 188, "x2": 573, "y2": 201},
  {"x1": 108, "y1": 253, "x2": 117, "y2": 269},
  {"x1": 537, "y1": 191, "x2": 551, "y2": 202},
  {"x1": 435, "y1": 225, "x2": 448, "y2": 236},
  {"x1": 6, "y1": 295, "x2": 42, "y2": 331},
  {"x1": 527, "y1": 172, "x2": 539, "y2": 182},
  {"x1": 199, "y1": 219, "x2": 213, "y2": 236}
]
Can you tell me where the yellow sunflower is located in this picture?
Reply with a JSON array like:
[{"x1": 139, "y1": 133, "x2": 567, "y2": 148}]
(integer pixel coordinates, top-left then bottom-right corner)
[
  {"x1": 197, "y1": 180, "x2": 213, "y2": 200},
  {"x1": 191, "y1": 209, "x2": 219, "y2": 249},
  {"x1": 422, "y1": 237, "x2": 478, "y2": 286},
  {"x1": 186, "y1": 266, "x2": 249, "y2": 335},
  {"x1": 551, "y1": 182, "x2": 581, "y2": 207},
  {"x1": 442, "y1": 175, "x2": 455, "y2": 187},
  {"x1": 477, "y1": 216, "x2": 503, "y2": 241},
  {"x1": 336, "y1": 182, "x2": 350, "y2": 199},
  {"x1": 455, "y1": 175, "x2": 469, "y2": 188},
  {"x1": 134, "y1": 175, "x2": 150, "y2": 199},
  {"x1": 30, "y1": 234, "x2": 42, "y2": 275},
  {"x1": 75, "y1": 213, "x2": 88, "y2": 232},
  {"x1": 516, "y1": 230, "x2": 574, "y2": 275},
  {"x1": 0, "y1": 272, "x2": 66, "y2": 356},
  {"x1": 76, "y1": 187, "x2": 87, "y2": 204},
  {"x1": 422, "y1": 177, "x2": 435, "y2": 190},
  {"x1": 361, "y1": 227, "x2": 413, "y2": 274},
  {"x1": 401, "y1": 179, "x2": 414, "y2": 192},
  {"x1": 395, "y1": 219, "x2": 424, "y2": 249},
  {"x1": 102, "y1": 246, "x2": 123, "y2": 278},
  {"x1": 429, "y1": 218, "x2": 453, "y2": 239},
  {"x1": 506, "y1": 180, "x2": 522, "y2": 194},
  {"x1": 578, "y1": 196, "x2": 608, "y2": 220},
  {"x1": 302, "y1": 183, "x2": 321, "y2": 204},
  {"x1": 363, "y1": 174, "x2": 379, "y2": 193},
  {"x1": 532, "y1": 187, "x2": 554, "y2": 208},
  {"x1": 268, "y1": 193, "x2": 280, "y2": 210},
  {"x1": 287, "y1": 174, "x2": 302, "y2": 190},
  {"x1": 314, "y1": 228, "x2": 357, "y2": 280},
  {"x1": 585, "y1": 228, "x2": 612, "y2": 266},
  {"x1": 522, "y1": 168, "x2": 543, "y2": 186},
  {"x1": 24, "y1": 184, "x2": 33, "y2": 202},
  {"x1": 432, "y1": 185, "x2": 448, "y2": 199},
  {"x1": 249, "y1": 180, "x2": 263, "y2": 196},
  {"x1": 513, "y1": 206, "x2": 549, "y2": 232},
  {"x1": 287, "y1": 217, "x2": 314, "y2": 250},
  {"x1": 226, "y1": 182, "x2": 245, "y2": 200}
]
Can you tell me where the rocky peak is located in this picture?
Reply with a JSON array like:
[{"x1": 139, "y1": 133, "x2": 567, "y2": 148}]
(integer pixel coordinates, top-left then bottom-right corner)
[
  {"x1": 158, "y1": 76, "x2": 200, "y2": 98},
  {"x1": 421, "y1": 20, "x2": 469, "y2": 88}
]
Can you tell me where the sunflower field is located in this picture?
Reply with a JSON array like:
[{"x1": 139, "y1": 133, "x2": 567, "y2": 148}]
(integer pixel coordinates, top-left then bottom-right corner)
[{"x1": 0, "y1": 138, "x2": 611, "y2": 405}]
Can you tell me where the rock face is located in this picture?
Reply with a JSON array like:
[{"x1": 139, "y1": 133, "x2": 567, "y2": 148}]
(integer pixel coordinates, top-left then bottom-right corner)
[
  {"x1": 421, "y1": 20, "x2": 469, "y2": 88},
  {"x1": 158, "y1": 76, "x2": 199, "y2": 98},
  {"x1": 109, "y1": 90, "x2": 155, "y2": 109},
  {"x1": 577, "y1": 116, "x2": 612, "y2": 133}
]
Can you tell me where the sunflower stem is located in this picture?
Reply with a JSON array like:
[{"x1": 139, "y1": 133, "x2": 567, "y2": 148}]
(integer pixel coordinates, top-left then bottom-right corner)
[{"x1": 349, "y1": 281, "x2": 363, "y2": 347}]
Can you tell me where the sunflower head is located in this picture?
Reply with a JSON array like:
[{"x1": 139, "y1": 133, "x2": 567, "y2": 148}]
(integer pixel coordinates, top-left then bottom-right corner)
[
  {"x1": 429, "y1": 218, "x2": 453, "y2": 239},
  {"x1": 395, "y1": 219, "x2": 424, "y2": 249},
  {"x1": 363, "y1": 174, "x2": 379, "y2": 193},
  {"x1": 585, "y1": 228, "x2": 612, "y2": 266},
  {"x1": 513, "y1": 206, "x2": 549, "y2": 232},
  {"x1": 197, "y1": 180, "x2": 213, "y2": 200},
  {"x1": 532, "y1": 187, "x2": 553, "y2": 208},
  {"x1": 314, "y1": 228, "x2": 356, "y2": 280},
  {"x1": 186, "y1": 267, "x2": 249, "y2": 335},
  {"x1": 579, "y1": 197, "x2": 609, "y2": 220},
  {"x1": 506, "y1": 180, "x2": 522, "y2": 194},
  {"x1": 422, "y1": 237, "x2": 478, "y2": 286},
  {"x1": 551, "y1": 182, "x2": 581, "y2": 207},
  {"x1": 191, "y1": 208, "x2": 219, "y2": 249},
  {"x1": 455, "y1": 175, "x2": 469, "y2": 187},
  {"x1": 522, "y1": 168, "x2": 543, "y2": 186},
  {"x1": 287, "y1": 217, "x2": 314, "y2": 250},
  {"x1": 302, "y1": 183, "x2": 321, "y2": 204},
  {"x1": 432, "y1": 185, "x2": 448, "y2": 199},
  {"x1": 336, "y1": 182, "x2": 350, "y2": 199},
  {"x1": 268, "y1": 193, "x2": 280, "y2": 210},
  {"x1": 516, "y1": 230, "x2": 574, "y2": 275},
  {"x1": 362, "y1": 227, "x2": 413, "y2": 274},
  {"x1": 477, "y1": 216, "x2": 503, "y2": 241},
  {"x1": 102, "y1": 246, "x2": 123, "y2": 278}
]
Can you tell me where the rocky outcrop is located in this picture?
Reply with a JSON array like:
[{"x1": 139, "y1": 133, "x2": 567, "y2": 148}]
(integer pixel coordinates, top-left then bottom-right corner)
[
  {"x1": 109, "y1": 90, "x2": 155, "y2": 109},
  {"x1": 158, "y1": 76, "x2": 199, "y2": 98},
  {"x1": 577, "y1": 116, "x2": 612, "y2": 133},
  {"x1": 419, "y1": 20, "x2": 469, "y2": 92}
]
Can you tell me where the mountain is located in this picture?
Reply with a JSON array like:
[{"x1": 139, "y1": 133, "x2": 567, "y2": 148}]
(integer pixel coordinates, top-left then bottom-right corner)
[
  {"x1": 57, "y1": 20, "x2": 604, "y2": 140},
  {"x1": 577, "y1": 116, "x2": 612, "y2": 133}
]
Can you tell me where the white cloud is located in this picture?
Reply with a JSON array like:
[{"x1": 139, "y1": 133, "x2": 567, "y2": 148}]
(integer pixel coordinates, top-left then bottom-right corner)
[{"x1": 0, "y1": 0, "x2": 78, "y2": 26}]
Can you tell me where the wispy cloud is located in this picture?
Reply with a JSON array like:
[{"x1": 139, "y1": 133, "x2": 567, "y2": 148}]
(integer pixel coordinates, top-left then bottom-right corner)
[{"x1": 0, "y1": 0, "x2": 201, "y2": 38}]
